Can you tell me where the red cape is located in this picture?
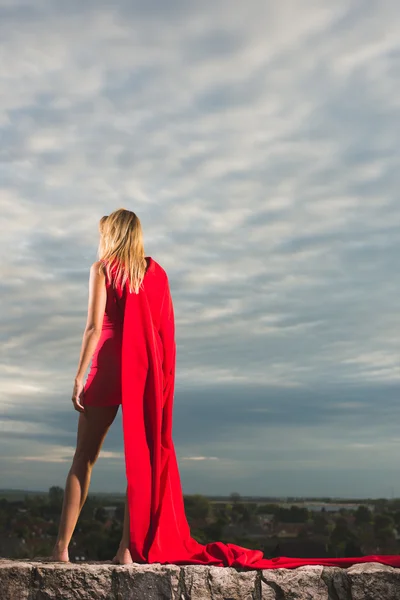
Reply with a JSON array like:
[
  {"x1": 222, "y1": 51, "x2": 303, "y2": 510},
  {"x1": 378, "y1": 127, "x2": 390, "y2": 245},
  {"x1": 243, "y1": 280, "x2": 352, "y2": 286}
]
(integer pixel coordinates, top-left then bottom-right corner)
[{"x1": 120, "y1": 257, "x2": 400, "y2": 569}]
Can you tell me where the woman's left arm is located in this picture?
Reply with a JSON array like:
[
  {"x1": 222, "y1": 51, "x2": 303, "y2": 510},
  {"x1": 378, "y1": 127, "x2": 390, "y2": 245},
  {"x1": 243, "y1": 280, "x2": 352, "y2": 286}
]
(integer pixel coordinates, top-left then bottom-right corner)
[{"x1": 72, "y1": 261, "x2": 106, "y2": 411}]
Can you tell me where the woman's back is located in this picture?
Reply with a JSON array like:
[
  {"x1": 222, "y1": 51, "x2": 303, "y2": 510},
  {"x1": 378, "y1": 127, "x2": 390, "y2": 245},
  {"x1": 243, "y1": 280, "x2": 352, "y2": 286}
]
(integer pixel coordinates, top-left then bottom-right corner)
[
  {"x1": 101, "y1": 256, "x2": 166, "y2": 327},
  {"x1": 83, "y1": 256, "x2": 165, "y2": 407}
]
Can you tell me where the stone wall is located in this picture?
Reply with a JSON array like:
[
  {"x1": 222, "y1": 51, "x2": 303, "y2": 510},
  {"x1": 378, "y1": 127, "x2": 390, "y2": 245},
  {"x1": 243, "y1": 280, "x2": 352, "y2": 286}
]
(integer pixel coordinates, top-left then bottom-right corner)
[{"x1": 1, "y1": 558, "x2": 400, "y2": 599}]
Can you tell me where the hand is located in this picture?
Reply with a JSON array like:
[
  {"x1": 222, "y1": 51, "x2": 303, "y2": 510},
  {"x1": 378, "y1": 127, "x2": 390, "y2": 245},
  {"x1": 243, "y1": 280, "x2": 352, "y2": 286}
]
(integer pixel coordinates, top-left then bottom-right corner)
[{"x1": 72, "y1": 378, "x2": 85, "y2": 412}]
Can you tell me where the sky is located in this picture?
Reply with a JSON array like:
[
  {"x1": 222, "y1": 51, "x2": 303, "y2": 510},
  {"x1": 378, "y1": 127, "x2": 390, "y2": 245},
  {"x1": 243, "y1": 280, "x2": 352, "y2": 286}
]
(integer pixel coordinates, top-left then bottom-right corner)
[{"x1": 1, "y1": 0, "x2": 399, "y2": 499}]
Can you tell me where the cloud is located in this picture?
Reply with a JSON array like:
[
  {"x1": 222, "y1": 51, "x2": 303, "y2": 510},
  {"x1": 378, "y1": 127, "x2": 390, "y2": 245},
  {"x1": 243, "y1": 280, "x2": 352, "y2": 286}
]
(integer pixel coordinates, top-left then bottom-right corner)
[
  {"x1": 1, "y1": 0, "x2": 399, "y2": 496},
  {"x1": 180, "y1": 456, "x2": 219, "y2": 461}
]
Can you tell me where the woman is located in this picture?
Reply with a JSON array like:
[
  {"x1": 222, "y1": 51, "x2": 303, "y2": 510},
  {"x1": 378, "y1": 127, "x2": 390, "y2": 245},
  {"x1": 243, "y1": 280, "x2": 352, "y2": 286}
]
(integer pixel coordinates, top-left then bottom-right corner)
[
  {"x1": 52, "y1": 208, "x2": 400, "y2": 570},
  {"x1": 52, "y1": 209, "x2": 147, "y2": 564}
]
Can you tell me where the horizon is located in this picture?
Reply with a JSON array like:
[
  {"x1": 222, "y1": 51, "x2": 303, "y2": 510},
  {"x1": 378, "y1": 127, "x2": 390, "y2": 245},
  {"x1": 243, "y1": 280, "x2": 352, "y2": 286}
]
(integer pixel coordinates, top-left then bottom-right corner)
[{"x1": 0, "y1": 488, "x2": 392, "y2": 503}]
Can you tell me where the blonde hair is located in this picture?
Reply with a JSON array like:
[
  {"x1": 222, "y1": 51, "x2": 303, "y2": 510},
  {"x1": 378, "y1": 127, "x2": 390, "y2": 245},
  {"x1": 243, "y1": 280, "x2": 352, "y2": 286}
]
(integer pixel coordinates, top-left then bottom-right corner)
[{"x1": 97, "y1": 208, "x2": 147, "y2": 294}]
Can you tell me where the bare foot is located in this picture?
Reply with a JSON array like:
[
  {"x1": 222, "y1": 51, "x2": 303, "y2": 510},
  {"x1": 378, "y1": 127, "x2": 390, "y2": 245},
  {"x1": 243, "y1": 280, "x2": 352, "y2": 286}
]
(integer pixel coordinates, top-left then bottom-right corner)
[
  {"x1": 51, "y1": 542, "x2": 70, "y2": 563},
  {"x1": 112, "y1": 546, "x2": 133, "y2": 565}
]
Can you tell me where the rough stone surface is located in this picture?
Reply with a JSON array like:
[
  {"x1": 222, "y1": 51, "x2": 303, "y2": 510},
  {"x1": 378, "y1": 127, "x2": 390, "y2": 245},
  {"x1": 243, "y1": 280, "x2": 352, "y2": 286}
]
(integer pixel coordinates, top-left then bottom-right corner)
[
  {"x1": 181, "y1": 564, "x2": 258, "y2": 600},
  {"x1": 0, "y1": 561, "x2": 32, "y2": 600},
  {"x1": 32, "y1": 563, "x2": 115, "y2": 600},
  {"x1": 113, "y1": 562, "x2": 181, "y2": 600},
  {"x1": 1, "y1": 558, "x2": 400, "y2": 600},
  {"x1": 346, "y1": 562, "x2": 400, "y2": 600},
  {"x1": 260, "y1": 565, "x2": 328, "y2": 599}
]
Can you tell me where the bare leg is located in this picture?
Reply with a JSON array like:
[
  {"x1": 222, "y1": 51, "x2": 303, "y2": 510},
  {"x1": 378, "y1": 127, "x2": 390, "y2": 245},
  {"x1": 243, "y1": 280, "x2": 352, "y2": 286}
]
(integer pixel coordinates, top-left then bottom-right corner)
[
  {"x1": 52, "y1": 404, "x2": 119, "y2": 561},
  {"x1": 112, "y1": 485, "x2": 133, "y2": 564}
]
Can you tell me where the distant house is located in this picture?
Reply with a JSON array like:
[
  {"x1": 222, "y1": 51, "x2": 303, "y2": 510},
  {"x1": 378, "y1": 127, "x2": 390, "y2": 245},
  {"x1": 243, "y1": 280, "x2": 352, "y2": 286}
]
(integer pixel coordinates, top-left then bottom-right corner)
[
  {"x1": 257, "y1": 514, "x2": 274, "y2": 524},
  {"x1": 275, "y1": 523, "x2": 304, "y2": 538}
]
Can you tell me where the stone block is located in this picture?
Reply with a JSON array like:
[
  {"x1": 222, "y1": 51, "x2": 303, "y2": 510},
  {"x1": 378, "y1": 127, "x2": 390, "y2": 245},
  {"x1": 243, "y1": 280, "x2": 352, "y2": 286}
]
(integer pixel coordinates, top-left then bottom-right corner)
[{"x1": 181, "y1": 564, "x2": 258, "y2": 600}]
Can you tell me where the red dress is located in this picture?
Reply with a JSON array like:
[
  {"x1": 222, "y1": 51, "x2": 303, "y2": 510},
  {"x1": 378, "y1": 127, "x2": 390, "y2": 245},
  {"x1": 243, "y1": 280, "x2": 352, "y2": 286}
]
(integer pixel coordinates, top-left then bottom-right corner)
[
  {"x1": 87, "y1": 256, "x2": 400, "y2": 570},
  {"x1": 82, "y1": 260, "x2": 125, "y2": 407}
]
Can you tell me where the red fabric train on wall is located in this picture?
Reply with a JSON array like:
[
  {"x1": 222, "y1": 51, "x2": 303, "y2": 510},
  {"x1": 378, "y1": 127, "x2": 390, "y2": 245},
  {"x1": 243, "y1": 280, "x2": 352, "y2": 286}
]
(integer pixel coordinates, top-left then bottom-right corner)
[{"x1": 115, "y1": 256, "x2": 400, "y2": 570}]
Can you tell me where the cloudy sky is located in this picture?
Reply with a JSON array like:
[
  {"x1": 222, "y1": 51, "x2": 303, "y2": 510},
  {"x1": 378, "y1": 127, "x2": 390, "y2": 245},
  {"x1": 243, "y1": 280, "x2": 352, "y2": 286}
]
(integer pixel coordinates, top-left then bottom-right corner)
[{"x1": 1, "y1": 0, "x2": 399, "y2": 500}]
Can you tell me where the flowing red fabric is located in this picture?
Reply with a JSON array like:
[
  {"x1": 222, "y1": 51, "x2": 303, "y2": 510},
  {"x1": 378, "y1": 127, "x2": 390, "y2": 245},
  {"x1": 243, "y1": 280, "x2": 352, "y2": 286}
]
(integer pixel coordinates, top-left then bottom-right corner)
[{"x1": 120, "y1": 257, "x2": 400, "y2": 570}]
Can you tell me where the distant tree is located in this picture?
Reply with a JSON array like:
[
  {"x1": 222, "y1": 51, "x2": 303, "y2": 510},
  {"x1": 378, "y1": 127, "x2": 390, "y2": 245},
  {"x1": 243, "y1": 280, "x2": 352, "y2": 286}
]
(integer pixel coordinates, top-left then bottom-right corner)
[
  {"x1": 48, "y1": 486, "x2": 64, "y2": 506},
  {"x1": 328, "y1": 517, "x2": 350, "y2": 549},
  {"x1": 374, "y1": 514, "x2": 396, "y2": 547},
  {"x1": 297, "y1": 526, "x2": 309, "y2": 539},
  {"x1": 393, "y1": 510, "x2": 400, "y2": 529},
  {"x1": 276, "y1": 506, "x2": 308, "y2": 523},
  {"x1": 374, "y1": 499, "x2": 389, "y2": 513},
  {"x1": 14, "y1": 524, "x2": 29, "y2": 539},
  {"x1": 94, "y1": 507, "x2": 107, "y2": 523},
  {"x1": 76, "y1": 518, "x2": 98, "y2": 536},
  {"x1": 327, "y1": 516, "x2": 362, "y2": 558},
  {"x1": 232, "y1": 502, "x2": 252, "y2": 525},
  {"x1": 256, "y1": 503, "x2": 278, "y2": 515},
  {"x1": 344, "y1": 539, "x2": 363, "y2": 557},
  {"x1": 212, "y1": 504, "x2": 230, "y2": 526},
  {"x1": 354, "y1": 505, "x2": 372, "y2": 527},
  {"x1": 82, "y1": 530, "x2": 109, "y2": 560},
  {"x1": 390, "y1": 499, "x2": 400, "y2": 512},
  {"x1": 312, "y1": 513, "x2": 329, "y2": 535},
  {"x1": 374, "y1": 514, "x2": 394, "y2": 533},
  {"x1": 204, "y1": 517, "x2": 225, "y2": 541},
  {"x1": 80, "y1": 495, "x2": 95, "y2": 520},
  {"x1": 184, "y1": 495, "x2": 211, "y2": 522},
  {"x1": 229, "y1": 492, "x2": 241, "y2": 505},
  {"x1": 114, "y1": 503, "x2": 125, "y2": 522},
  {"x1": 223, "y1": 503, "x2": 234, "y2": 524},
  {"x1": 48, "y1": 522, "x2": 58, "y2": 536}
]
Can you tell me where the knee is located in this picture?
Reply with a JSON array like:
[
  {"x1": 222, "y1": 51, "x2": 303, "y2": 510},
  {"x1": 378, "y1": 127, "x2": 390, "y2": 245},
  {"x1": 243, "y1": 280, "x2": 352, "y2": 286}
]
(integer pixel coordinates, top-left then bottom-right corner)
[{"x1": 72, "y1": 447, "x2": 99, "y2": 469}]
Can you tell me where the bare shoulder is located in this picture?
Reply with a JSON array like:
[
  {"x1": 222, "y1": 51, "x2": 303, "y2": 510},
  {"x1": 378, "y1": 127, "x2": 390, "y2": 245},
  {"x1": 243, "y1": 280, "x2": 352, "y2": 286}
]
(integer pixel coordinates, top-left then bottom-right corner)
[{"x1": 90, "y1": 260, "x2": 106, "y2": 278}]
